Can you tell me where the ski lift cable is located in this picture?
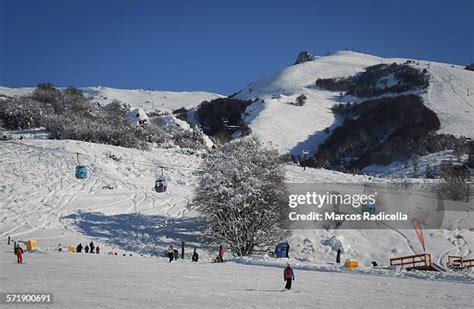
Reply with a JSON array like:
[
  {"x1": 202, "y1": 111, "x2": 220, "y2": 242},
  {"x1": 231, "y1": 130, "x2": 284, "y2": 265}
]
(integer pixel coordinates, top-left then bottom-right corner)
[{"x1": 7, "y1": 139, "x2": 204, "y2": 172}]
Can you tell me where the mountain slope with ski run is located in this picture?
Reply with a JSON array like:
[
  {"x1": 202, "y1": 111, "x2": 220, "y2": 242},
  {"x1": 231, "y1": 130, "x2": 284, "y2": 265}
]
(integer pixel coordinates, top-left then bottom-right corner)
[
  {"x1": 1, "y1": 137, "x2": 473, "y2": 268},
  {"x1": 1, "y1": 138, "x2": 473, "y2": 308},
  {"x1": 234, "y1": 51, "x2": 474, "y2": 156}
]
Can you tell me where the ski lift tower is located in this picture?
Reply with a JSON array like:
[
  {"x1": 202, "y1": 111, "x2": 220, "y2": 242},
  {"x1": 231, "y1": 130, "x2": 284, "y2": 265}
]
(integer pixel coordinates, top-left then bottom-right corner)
[{"x1": 222, "y1": 118, "x2": 241, "y2": 131}]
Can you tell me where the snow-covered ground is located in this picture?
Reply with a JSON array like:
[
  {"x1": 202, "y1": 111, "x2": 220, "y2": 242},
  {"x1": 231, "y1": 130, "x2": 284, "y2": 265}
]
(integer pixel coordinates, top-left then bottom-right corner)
[
  {"x1": 0, "y1": 139, "x2": 204, "y2": 257},
  {"x1": 1, "y1": 245, "x2": 473, "y2": 309},
  {"x1": 285, "y1": 164, "x2": 474, "y2": 266},
  {"x1": 1, "y1": 139, "x2": 473, "y2": 267},
  {"x1": 0, "y1": 86, "x2": 222, "y2": 113},
  {"x1": 363, "y1": 150, "x2": 469, "y2": 178},
  {"x1": 235, "y1": 51, "x2": 474, "y2": 155}
]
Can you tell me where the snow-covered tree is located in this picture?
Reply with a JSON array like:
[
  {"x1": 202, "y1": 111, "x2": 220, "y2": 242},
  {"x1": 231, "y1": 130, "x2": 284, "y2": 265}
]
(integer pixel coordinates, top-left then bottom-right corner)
[{"x1": 194, "y1": 136, "x2": 289, "y2": 256}]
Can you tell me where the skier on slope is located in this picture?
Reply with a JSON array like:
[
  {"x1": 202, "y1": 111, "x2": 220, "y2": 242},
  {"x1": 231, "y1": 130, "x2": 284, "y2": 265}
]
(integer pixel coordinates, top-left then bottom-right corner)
[
  {"x1": 76, "y1": 243, "x2": 83, "y2": 253},
  {"x1": 218, "y1": 245, "x2": 224, "y2": 263},
  {"x1": 283, "y1": 263, "x2": 295, "y2": 290},
  {"x1": 85, "y1": 245, "x2": 90, "y2": 253},
  {"x1": 96, "y1": 246, "x2": 100, "y2": 254},
  {"x1": 15, "y1": 245, "x2": 24, "y2": 264},
  {"x1": 191, "y1": 248, "x2": 199, "y2": 262},
  {"x1": 89, "y1": 241, "x2": 95, "y2": 254},
  {"x1": 167, "y1": 244, "x2": 175, "y2": 263}
]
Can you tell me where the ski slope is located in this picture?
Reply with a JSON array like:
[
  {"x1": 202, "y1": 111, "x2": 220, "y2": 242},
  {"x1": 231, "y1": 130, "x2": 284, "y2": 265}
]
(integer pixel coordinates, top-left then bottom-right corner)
[
  {"x1": 1, "y1": 138, "x2": 473, "y2": 267},
  {"x1": 1, "y1": 244, "x2": 473, "y2": 309},
  {"x1": 0, "y1": 86, "x2": 222, "y2": 113},
  {"x1": 285, "y1": 165, "x2": 474, "y2": 266},
  {"x1": 234, "y1": 51, "x2": 474, "y2": 155},
  {"x1": 0, "y1": 138, "x2": 204, "y2": 256}
]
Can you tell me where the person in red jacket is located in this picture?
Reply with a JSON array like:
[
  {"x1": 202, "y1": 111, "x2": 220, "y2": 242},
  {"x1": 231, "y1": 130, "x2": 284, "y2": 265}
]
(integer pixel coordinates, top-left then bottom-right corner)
[
  {"x1": 15, "y1": 245, "x2": 24, "y2": 264},
  {"x1": 283, "y1": 263, "x2": 295, "y2": 290},
  {"x1": 218, "y1": 245, "x2": 224, "y2": 263}
]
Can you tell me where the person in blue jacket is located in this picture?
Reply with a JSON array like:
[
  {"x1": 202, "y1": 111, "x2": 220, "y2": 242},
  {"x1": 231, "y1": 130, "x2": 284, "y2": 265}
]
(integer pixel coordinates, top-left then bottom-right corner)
[{"x1": 283, "y1": 263, "x2": 295, "y2": 290}]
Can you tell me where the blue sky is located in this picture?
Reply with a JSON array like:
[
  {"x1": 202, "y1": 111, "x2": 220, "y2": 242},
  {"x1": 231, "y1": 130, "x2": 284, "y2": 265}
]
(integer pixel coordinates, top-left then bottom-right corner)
[{"x1": 0, "y1": 0, "x2": 472, "y2": 95}]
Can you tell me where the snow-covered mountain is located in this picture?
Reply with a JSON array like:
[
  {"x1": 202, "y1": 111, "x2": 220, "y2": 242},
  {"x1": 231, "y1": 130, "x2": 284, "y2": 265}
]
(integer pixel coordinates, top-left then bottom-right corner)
[
  {"x1": 234, "y1": 51, "x2": 474, "y2": 156},
  {"x1": 1, "y1": 51, "x2": 473, "y2": 283},
  {"x1": 0, "y1": 86, "x2": 223, "y2": 113}
]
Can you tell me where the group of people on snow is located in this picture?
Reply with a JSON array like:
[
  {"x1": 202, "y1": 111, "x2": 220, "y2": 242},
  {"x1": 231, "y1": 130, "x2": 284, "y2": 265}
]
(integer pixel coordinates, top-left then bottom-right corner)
[
  {"x1": 76, "y1": 241, "x2": 100, "y2": 254},
  {"x1": 13, "y1": 238, "x2": 297, "y2": 291},
  {"x1": 166, "y1": 244, "x2": 224, "y2": 264},
  {"x1": 167, "y1": 244, "x2": 180, "y2": 262}
]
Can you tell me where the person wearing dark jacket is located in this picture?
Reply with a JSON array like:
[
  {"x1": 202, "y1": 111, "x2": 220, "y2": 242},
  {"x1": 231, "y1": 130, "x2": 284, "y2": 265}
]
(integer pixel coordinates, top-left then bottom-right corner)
[
  {"x1": 167, "y1": 244, "x2": 174, "y2": 263},
  {"x1": 89, "y1": 242, "x2": 95, "y2": 254},
  {"x1": 76, "y1": 243, "x2": 83, "y2": 253},
  {"x1": 96, "y1": 246, "x2": 100, "y2": 254},
  {"x1": 336, "y1": 248, "x2": 342, "y2": 264},
  {"x1": 283, "y1": 263, "x2": 295, "y2": 290},
  {"x1": 85, "y1": 245, "x2": 89, "y2": 253},
  {"x1": 218, "y1": 245, "x2": 224, "y2": 263},
  {"x1": 15, "y1": 245, "x2": 24, "y2": 264},
  {"x1": 192, "y1": 248, "x2": 199, "y2": 262}
]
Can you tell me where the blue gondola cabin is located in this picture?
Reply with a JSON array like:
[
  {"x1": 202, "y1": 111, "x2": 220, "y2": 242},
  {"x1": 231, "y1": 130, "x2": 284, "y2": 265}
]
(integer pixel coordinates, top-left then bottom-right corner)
[{"x1": 75, "y1": 165, "x2": 88, "y2": 179}]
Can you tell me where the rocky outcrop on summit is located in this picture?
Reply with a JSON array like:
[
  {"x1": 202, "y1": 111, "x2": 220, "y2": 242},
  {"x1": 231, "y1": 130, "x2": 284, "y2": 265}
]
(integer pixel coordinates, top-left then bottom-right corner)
[{"x1": 294, "y1": 51, "x2": 316, "y2": 65}]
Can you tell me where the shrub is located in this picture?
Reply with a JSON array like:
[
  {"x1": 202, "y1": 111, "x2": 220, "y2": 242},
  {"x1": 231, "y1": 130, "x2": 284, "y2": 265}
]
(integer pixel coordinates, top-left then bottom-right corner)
[
  {"x1": 315, "y1": 63, "x2": 429, "y2": 98},
  {"x1": 308, "y1": 95, "x2": 442, "y2": 170},
  {"x1": 294, "y1": 94, "x2": 307, "y2": 106}
]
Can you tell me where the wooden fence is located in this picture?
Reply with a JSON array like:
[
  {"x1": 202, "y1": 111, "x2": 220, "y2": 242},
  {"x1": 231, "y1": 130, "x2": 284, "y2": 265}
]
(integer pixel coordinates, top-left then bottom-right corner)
[
  {"x1": 447, "y1": 256, "x2": 474, "y2": 269},
  {"x1": 390, "y1": 253, "x2": 432, "y2": 270}
]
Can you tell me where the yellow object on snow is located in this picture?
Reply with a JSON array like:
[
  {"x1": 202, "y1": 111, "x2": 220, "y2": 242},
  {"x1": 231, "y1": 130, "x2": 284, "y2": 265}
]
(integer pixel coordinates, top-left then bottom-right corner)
[
  {"x1": 68, "y1": 246, "x2": 76, "y2": 253},
  {"x1": 26, "y1": 240, "x2": 39, "y2": 251},
  {"x1": 344, "y1": 259, "x2": 359, "y2": 269}
]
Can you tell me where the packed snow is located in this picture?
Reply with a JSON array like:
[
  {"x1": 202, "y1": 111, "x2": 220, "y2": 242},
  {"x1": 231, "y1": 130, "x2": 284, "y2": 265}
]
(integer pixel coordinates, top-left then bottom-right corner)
[
  {"x1": 1, "y1": 245, "x2": 473, "y2": 308},
  {"x1": 1, "y1": 138, "x2": 472, "y2": 269}
]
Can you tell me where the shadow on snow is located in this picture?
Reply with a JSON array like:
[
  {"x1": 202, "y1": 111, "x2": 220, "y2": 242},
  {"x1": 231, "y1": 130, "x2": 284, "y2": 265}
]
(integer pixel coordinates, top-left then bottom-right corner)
[{"x1": 64, "y1": 211, "x2": 205, "y2": 256}]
